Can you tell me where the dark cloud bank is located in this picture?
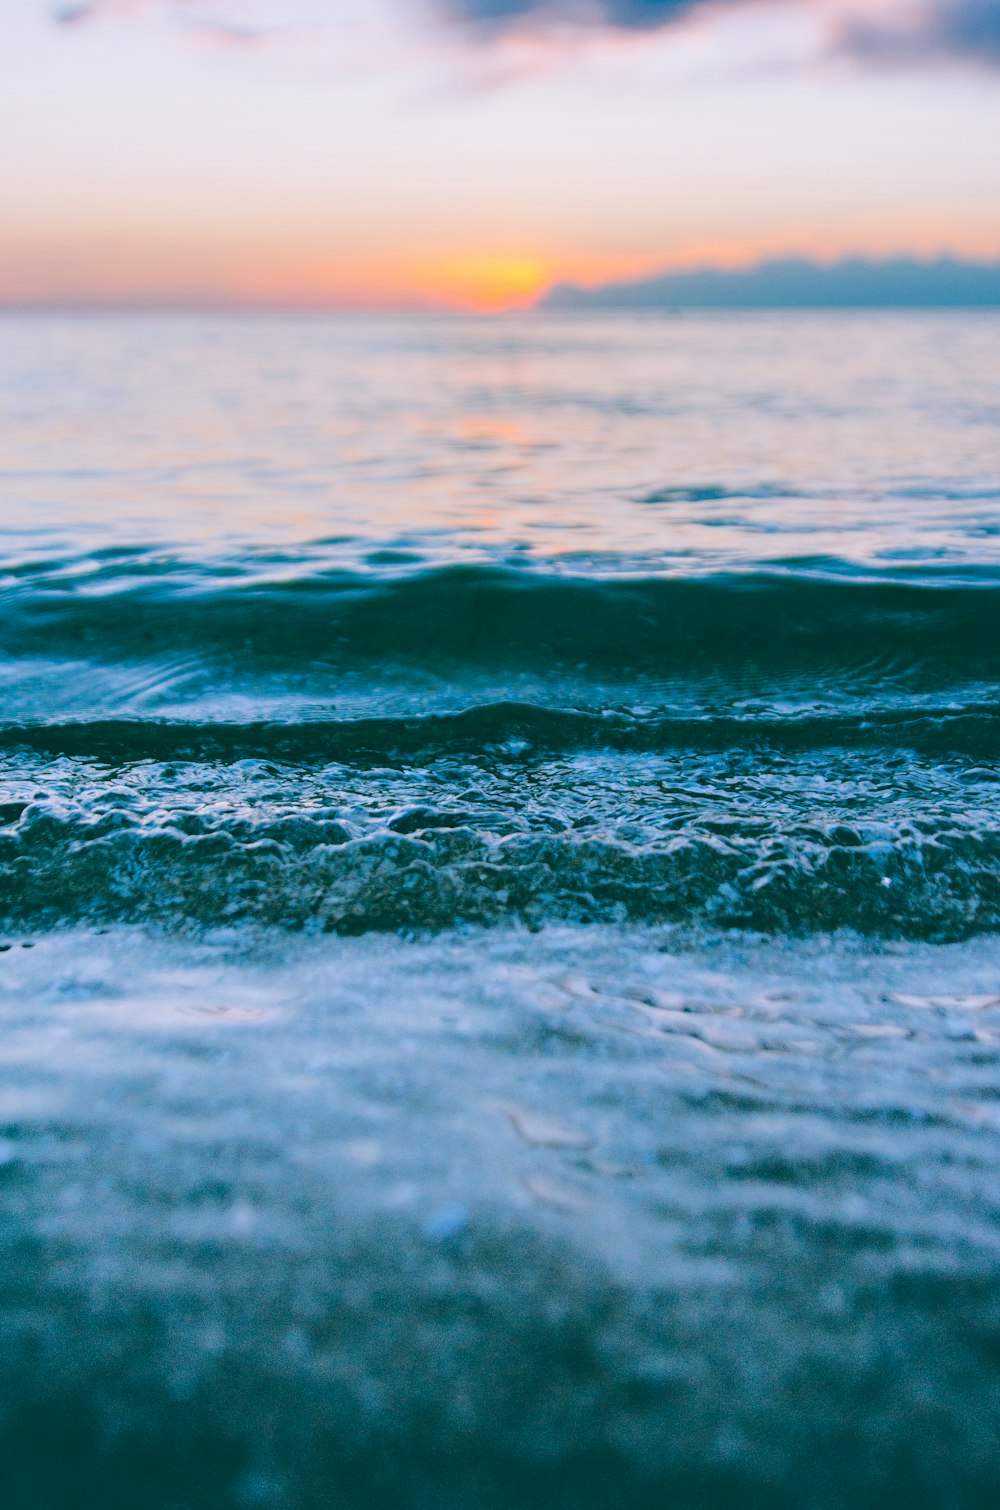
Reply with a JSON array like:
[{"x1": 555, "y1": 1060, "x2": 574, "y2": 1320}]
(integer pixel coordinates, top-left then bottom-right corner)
[{"x1": 545, "y1": 257, "x2": 1000, "y2": 309}]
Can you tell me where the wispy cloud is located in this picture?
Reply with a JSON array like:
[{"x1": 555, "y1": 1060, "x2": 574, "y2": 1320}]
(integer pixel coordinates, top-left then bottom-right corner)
[
  {"x1": 435, "y1": 0, "x2": 720, "y2": 32},
  {"x1": 48, "y1": 1, "x2": 385, "y2": 57},
  {"x1": 52, "y1": 1, "x2": 105, "y2": 22}
]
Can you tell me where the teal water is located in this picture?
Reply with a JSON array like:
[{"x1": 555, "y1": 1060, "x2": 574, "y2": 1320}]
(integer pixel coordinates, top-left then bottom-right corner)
[{"x1": 2, "y1": 312, "x2": 1000, "y2": 1506}]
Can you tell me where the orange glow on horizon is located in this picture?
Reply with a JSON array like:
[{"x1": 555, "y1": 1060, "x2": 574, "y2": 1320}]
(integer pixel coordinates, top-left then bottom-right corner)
[
  {"x1": 400, "y1": 249, "x2": 675, "y2": 312},
  {"x1": 2, "y1": 235, "x2": 999, "y2": 313},
  {"x1": 412, "y1": 255, "x2": 554, "y2": 312}
]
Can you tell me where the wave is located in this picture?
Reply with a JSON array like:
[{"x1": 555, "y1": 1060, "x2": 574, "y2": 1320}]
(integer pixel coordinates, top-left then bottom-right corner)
[
  {"x1": 2, "y1": 558, "x2": 997, "y2": 942},
  {"x1": 2, "y1": 562, "x2": 999, "y2": 691},
  {"x1": 2, "y1": 702, "x2": 1000, "y2": 763}
]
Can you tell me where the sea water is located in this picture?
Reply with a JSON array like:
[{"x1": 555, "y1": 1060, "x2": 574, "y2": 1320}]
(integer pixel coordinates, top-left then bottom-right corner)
[{"x1": 1, "y1": 311, "x2": 999, "y2": 1507}]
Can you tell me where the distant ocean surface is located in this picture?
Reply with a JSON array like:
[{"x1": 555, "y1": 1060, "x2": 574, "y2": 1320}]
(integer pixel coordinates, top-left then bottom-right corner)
[{"x1": 2, "y1": 313, "x2": 1000, "y2": 1508}]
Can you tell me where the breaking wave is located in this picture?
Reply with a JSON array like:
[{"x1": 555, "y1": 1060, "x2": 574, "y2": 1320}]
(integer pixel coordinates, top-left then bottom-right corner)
[{"x1": 3, "y1": 559, "x2": 998, "y2": 691}]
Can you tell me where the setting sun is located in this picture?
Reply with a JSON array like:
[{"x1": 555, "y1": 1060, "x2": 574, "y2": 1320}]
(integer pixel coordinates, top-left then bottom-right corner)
[{"x1": 416, "y1": 254, "x2": 554, "y2": 312}]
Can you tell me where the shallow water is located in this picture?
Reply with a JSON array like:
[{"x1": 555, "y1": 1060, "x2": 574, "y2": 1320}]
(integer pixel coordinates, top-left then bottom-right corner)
[
  {"x1": 4, "y1": 925, "x2": 1000, "y2": 1508},
  {"x1": 1, "y1": 312, "x2": 999, "y2": 1506}
]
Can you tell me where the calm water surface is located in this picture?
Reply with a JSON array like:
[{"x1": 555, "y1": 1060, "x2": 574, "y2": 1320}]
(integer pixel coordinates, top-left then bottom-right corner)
[{"x1": 1, "y1": 312, "x2": 999, "y2": 1508}]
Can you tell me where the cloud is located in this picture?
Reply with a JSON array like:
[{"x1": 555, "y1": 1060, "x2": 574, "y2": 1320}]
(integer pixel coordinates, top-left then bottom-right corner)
[
  {"x1": 49, "y1": 1, "x2": 305, "y2": 45},
  {"x1": 188, "y1": 17, "x2": 276, "y2": 46},
  {"x1": 52, "y1": 1, "x2": 102, "y2": 21},
  {"x1": 843, "y1": 0, "x2": 1000, "y2": 66},
  {"x1": 435, "y1": 0, "x2": 736, "y2": 33},
  {"x1": 50, "y1": 0, "x2": 749, "y2": 35},
  {"x1": 47, "y1": 0, "x2": 1000, "y2": 68},
  {"x1": 438, "y1": 0, "x2": 1000, "y2": 68},
  {"x1": 51, "y1": 0, "x2": 153, "y2": 22}
]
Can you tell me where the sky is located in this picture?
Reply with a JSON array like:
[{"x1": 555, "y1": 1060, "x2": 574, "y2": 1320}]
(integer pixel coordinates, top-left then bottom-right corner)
[{"x1": 2, "y1": 0, "x2": 1000, "y2": 309}]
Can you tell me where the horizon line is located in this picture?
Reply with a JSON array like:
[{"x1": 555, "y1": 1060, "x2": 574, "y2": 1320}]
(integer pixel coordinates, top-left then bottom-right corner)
[{"x1": 4, "y1": 252, "x2": 1000, "y2": 316}]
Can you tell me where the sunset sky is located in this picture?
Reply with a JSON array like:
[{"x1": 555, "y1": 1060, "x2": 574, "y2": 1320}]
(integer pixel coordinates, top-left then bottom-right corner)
[{"x1": 3, "y1": 0, "x2": 1000, "y2": 309}]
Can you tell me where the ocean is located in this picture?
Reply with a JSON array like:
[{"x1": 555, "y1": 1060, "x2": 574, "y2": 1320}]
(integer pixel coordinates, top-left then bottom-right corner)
[{"x1": 2, "y1": 310, "x2": 999, "y2": 1507}]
